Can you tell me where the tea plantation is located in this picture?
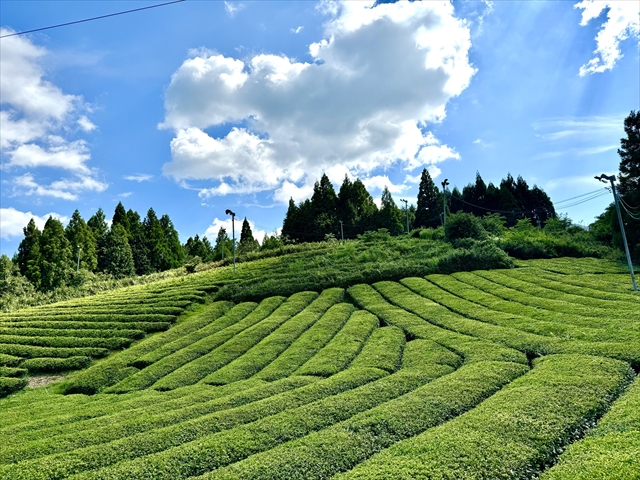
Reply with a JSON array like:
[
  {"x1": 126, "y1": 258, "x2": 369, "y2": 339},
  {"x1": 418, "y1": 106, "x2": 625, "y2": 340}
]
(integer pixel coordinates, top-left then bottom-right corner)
[{"x1": 0, "y1": 257, "x2": 638, "y2": 479}]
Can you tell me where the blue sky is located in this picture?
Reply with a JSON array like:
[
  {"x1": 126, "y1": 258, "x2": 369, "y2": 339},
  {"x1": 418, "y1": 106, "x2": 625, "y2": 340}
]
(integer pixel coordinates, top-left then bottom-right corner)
[{"x1": 1, "y1": 0, "x2": 638, "y2": 255}]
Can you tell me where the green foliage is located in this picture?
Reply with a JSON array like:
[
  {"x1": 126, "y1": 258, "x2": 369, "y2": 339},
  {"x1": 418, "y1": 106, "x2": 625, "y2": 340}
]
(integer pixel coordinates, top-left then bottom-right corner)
[
  {"x1": 0, "y1": 377, "x2": 28, "y2": 398},
  {"x1": 15, "y1": 219, "x2": 42, "y2": 290},
  {"x1": 436, "y1": 241, "x2": 513, "y2": 274},
  {"x1": 20, "y1": 356, "x2": 92, "y2": 373},
  {"x1": 415, "y1": 168, "x2": 441, "y2": 229},
  {"x1": 102, "y1": 224, "x2": 136, "y2": 278},
  {"x1": 444, "y1": 211, "x2": 487, "y2": 243},
  {"x1": 66, "y1": 209, "x2": 98, "y2": 272}
]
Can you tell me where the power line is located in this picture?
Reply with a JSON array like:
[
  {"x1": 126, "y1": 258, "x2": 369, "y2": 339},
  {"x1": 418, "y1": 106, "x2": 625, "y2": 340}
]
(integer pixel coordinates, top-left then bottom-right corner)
[
  {"x1": 553, "y1": 188, "x2": 606, "y2": 206},
  {"x1": 619, "y1": 195, "x2": 640, "y2": 210},
  {"x1": 0, "y1": 0, "x2": 186, "y2": 39},
  {"x1": 555, "y1": 191, "x2": 610, "y2": 209}
]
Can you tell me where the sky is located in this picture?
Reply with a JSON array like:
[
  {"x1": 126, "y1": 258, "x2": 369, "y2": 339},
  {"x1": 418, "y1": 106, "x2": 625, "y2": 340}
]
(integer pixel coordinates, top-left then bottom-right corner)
[{"x1": 1, "y1": 0, "x2": 639, "y2": 255}]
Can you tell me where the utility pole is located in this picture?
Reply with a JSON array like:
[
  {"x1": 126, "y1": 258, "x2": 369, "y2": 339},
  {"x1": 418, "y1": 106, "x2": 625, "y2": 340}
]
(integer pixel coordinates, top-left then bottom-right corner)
[
  {"x1": 339, "y1": 220, "x2": 344, "y2": 241},
  {"x1": 400, "y1": 199, "x2": 409, "y2": 234},
  {"x1": 595, "y1": 174, "x2": 637, "y2": 292},
  {"x1": 225, "y1": 209, "x2": 236, "y2": 275},
  {"x1": 76, "y1": 245, "x2": 82, "y2": 272},
  {"x1": 441, "y1": 179, "x2": 450, "y2": 240}
]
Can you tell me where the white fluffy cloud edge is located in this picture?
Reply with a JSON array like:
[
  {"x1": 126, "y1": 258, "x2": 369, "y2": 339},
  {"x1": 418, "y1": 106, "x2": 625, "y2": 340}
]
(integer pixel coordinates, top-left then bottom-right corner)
[
  {"x1": 203, "y1": 217, "x2": 273, "y2": 245},
  {"x1": 160, "y1": 0, "x2": 474, "y2": 205},
  {"x1": 0, "y1": 28, "x2": 106, "y2": 201},
  {"x1": 0, "y1": 207, "x2": 68, "y2": 240},
  {"x1": 574, "y1": 0, "x2": 640, "y2": 76}
]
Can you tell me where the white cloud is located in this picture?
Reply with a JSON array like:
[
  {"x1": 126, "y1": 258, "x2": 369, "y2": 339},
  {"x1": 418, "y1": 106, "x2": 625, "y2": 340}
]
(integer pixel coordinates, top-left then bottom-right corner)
[
  {"x1": 291, "y1": 26, "x2": 304, "y2": 34},
  {"x1": 118, "y1": 192, "x2": 133, "y2": 198},
  {"x1": 161, "y1": 0, "x2": 474, "y2": 204},
  {"x1": 574, "y1": 0, "x2": 640, "y2": 75},
  {"x1": 532, "y1": 115, "x2": 624, "y2": 141},
  {"x1": 224, "y1": 1, "x2": 245, "y2": 17},
  {"x1": 124, "y1": 173, "x2": 153, "y2": 182},
  {"x1": 0, "y1": 207, "x2": 68, "y2": 239},
  {"x1": 362, "y1": 175, "x2": 409, "y2": 194},
  {"x1": 0, "y1": 28, "x2": 103, "y2": 200},
  {"x1": 203, "y1": 216, "x2": 268, "y2": 244}
]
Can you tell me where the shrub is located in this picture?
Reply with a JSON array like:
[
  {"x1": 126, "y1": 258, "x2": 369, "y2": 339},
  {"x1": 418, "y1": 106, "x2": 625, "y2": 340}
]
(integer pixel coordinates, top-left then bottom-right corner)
[
  {"x1": 0, "y1": 377, "x2": 28, "y2": 398},
  {"x1": 20, "y1": 356, "x2": 92, "y2": 373},
  {"x1": 445, "y1": 212, "x2": 487, "y2": 243},
  {"x1": 435, "y1": 241, "x2": 513, "y2": 274},
  {"x1": 0, "y1": 354, "x2": 22, "y2": 367},
  {"x1": 0, "y1": 366, "x2": 26, "y2": 377}
]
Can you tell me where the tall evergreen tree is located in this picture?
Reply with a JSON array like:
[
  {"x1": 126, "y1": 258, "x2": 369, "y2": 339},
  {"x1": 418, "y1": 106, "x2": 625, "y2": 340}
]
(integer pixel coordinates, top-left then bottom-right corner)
[
  {"x1": 102, "y1": 224, "x2": 135, "y2": 278},
  {"x1": 16, "y1": 219, "x2": 42, "y2": 289},
  {"x1": 281, "y1": 199, "x2": 300, "y2": 243},
  {"x1": 214, "y1": 227, "x2": 232, "y2": 261},
  {"x1": 88, "y1": 208, "x2": 109, "y2": 271},
  {"x1": 112, "y1": 202, "x2": 130, "y2": 234},
  {"x1": 618, "y1": 110, "x2": 640, "y2": 197},
  {"x1": 160, "y1": 214, "x2": 184, "y2": 268},
  {"x1": 65, "y1": 210, "x2": 98, "y2": 272},
  {"x1": 375, "y1": 186, "x2": 404, "y2": 235},
  {"x1": 311, "y1": 174, "x2": 338, "y2": 240},
  {"x1": 143, "y1": 208, "x2": 169, "y2": 271},
  {"x1": 239, "y1": 217, "x2": 259, "y2": 253},
  {"x1": 40, "y1": 217, "x2": 73, "y2": 291},
  {"x1": 350, "y1": 179, "x2": 378, "y2": 235},
  {"x1": 127, "y1": 209, "x2": 152, "y2": 275},
  {"x1": 415, "y1": 168, "x2": 441, "y2": 228}
]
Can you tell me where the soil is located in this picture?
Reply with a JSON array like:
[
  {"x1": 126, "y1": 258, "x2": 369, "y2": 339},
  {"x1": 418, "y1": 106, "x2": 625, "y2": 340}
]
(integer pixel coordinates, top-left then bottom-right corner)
[{"x1": 27, "y1": 375, "x2": 65, "y2": 388}]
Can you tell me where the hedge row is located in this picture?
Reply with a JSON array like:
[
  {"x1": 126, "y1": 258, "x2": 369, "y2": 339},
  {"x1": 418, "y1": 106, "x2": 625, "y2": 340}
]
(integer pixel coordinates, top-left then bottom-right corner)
[
  {"x1": 338, "y1": 354, "x2": 633, "y2": 479},
  {"x1": 401, "y1": 277, "x2": 634, "y2": 343},
  {"x1": 349, "y1": 326, "x2": 405, "y2": 373},
  {"x1": 0, "y1": 313, "x2": 177, "y2": 324},
  {"x1": 255, "y1": 302, "x2": 354, "y2": 381},
  {"x1": 154, "y1": 292, "x2": 319, "y2": 391},
  {"x1": 474, "y1": 270, "x2": 639, "y2": 314},
  {"x1": 0, "y1": 354, "x2": 22, "y2": 366},
  {"x1": 206, "y1": 361, "x2": 527, "y2": 480},
  {"x1": 20, "y1": 356, "x2": 92, "y2": 373},
  {"x1": 130, "y1": 300, "x2": 252, "y2": 368},
  {"x1": 1, "y1": 376, "x2": 318, "y2": 465},
  {"x1": 540, "y1": 373, "x2": 640, "y2": 479},
  {"x1": 0, "y1": 327, "x2": 145, "y2": 340},
  {"x1": 0, "y1": 306, "x2": 185, "y2": 318},
  {"x1": 102, "y1": 302, "x2": 259, "y2": 393},
  {"x1": 0, "y1": 367, "x2": 26, "y2": 378},
  {"x1": 294, "y1": 310, "x2": 378, "y2": 377},
  {"x1": 0, "y1": 344, "x2": 108, "y2": 359},
  {"x1": 203, "y1": 289, "x2": 344, "y2": 385},
  {"x1": 59, "y1": 302, "x2": 239, "y2": 395},
  {"x1": 347, "y1": 284, "x2": 528, "y2": 365},
  {"x1": 60, "y1": 368, "x2": 440, "y2": 480},
  {"x1": 422, "y1": 275, "x2": 636, "y2": 336},
  {"x1": 0, "y1": 335, "x2": 133, "y2": 351},
  {"x1": 2, "y1": 367, "x2": 388, "y2": 479},
  {"x1": 401, "y1": 339, "x2": 462, "y2": 370},
  {"x1": 6, "y1": 321, "x2": 171, "y2": 333},
  {"x1": 516, "y1": 257, "x2": 629, "y2": 275},
  {"x1": 0, "y1": 377, "x2": 28, "y2": 399}
]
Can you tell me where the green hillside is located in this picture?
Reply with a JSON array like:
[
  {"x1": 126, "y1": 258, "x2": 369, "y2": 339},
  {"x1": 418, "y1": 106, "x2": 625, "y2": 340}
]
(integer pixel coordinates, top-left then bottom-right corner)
[{"x1": 0, "y1": 256, "x2": 638, "y2": 479}]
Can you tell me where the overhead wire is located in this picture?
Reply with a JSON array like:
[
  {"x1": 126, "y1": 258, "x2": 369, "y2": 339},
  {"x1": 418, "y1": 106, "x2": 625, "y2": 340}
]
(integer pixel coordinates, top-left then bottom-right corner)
[
  {"x1": 0, "y1": 0, "x2": 186, "y2": 39},
  {"x1": 553, "y1": 188, "x2": 607, "y2": 206},
  {"x1": 619, "y1": 195, "x2": 640, "y2": 210}
]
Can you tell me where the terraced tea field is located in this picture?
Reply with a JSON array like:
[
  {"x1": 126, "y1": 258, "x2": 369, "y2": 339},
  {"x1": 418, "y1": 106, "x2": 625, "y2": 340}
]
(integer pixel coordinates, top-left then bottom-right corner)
[{"x1": 0, "y1": 257, "x2": 638, "y2": 479}]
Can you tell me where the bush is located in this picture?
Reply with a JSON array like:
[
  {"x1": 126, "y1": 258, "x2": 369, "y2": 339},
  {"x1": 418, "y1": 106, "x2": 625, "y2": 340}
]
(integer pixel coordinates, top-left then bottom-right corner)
[
  {"x1": 436, "y1": 241, "x2": 513, "y2": 274},
  {"x1": 0, "y1": 376, "x2": 28, "y2": 398},
  {"x1": 0, "y1": 366, "x2": 27, "y2": 377},
  {"x1": 20, "y1": 356, "x2": 92, "y2": 373},
  {"x1": 445, "y1": 212, "x2": 487, "y2": 243}
]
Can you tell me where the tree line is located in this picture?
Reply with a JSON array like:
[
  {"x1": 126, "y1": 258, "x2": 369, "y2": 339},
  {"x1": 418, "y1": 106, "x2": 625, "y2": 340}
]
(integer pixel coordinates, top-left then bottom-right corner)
[
  {"x1": 15, "y1": 203, "x2": 183, "y2": 291},
  {"x1": 281, "y1": 169, "x2": 556, "y2": 243}
]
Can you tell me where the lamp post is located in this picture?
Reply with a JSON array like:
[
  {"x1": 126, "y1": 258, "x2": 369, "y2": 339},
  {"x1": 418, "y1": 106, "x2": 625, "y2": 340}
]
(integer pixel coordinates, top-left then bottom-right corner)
[
  {"x1": 441, "y1": 179, "x2": 450, "y2": 240},
  {"x1": 595, "y1": 174, "x2": 637, "y2": 291},
  {"x1": 339, "y1": 220, "x2": 344, "y2": 241},
  {"x1": 400, "y1": 198, "x2": 409, "y2": 234},
  {"x1": 76, "y1": 245, "x2": 82, "y2": 272},
  {"x1": 225, "y1": 209, "x2": 236, "y2": 275}
]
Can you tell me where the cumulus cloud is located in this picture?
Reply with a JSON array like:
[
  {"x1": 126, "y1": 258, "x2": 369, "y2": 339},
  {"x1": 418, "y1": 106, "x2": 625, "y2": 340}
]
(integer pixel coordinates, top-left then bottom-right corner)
[
  {"x1": 0, "y1": 28, "x2": 103, "y2": 200},
  {"x1": 203, "y1": 217, "x2": 268, "y2": 244},
  {"x1": 574, "y1": 0, "x2": 640, "y2": 75},
  {"x1": 160, "y1": 0, "x2": 473, "y2": 204},
  {"x1": 0, "y1": 207, "x2": 68, "y2": 240}
]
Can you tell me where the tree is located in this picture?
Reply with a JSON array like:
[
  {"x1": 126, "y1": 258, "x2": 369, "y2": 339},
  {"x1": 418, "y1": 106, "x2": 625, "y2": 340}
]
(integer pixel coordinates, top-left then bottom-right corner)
[
  {"x1": 127, "y1": 209, "x2": 152, "y2": 275},
  {"x1": 16, "y1": 219, "x2": 42, "y2": 289},
  {"x1": 311, "y1": 174, "x2": 338, "y2": 241},
  {"x1": 239, "y1": 217, "x2": 259, "y2": 254},
  {"x1": 375, "y1": 186, "x2": 404, "y2": 235},
  {"x1": 65, "y1": 210, "x2": 98, "y2": 272},
  {"x1": 88, "y1": 208, "x2": 109, "y2": 271},
  {"x1": 214, "y1": 227, "x2": 232, "y2": 260},
  {"x1": 102, "y1": 224, "x2": 135, "y2": 278},
  {"x1": 112, "y1": 202, "x2": 130, "y2": 234},
  {"x1": 160, "y1": 214, "x2": 184, "y2": 268},
  {"x1": 143, "y1": 208, "x2": 170, "y2": 271},
  {"x1": 415, "y1": 168, "x2": 441, "y2": 229},
  {"x1": 40, "y1": 217, "x2": 73, "y2": 291},
  {"x1": 618, "y1": 110, "x2": 640, "y2": 197}
]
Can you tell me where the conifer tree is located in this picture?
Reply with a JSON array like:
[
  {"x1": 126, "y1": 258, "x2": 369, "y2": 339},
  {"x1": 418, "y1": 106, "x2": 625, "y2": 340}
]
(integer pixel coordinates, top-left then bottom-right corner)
[
  {"x1": 102, "y1": 224, "x2": 135, "y2": 278},
  {"x1": 88, "y1": 208, "x2": 109, "y2": 271},
  {"x1": 127, "y1": 209, "x2": 152, "y2": 275},
  {"x1": 375, "y1": 186, "x2": 404, "y2": 235},
  {"x1": 281, "y1": 199, "x2": 300, "y2": 243},
  {"x1": 415, "y1": 168, "x2": 441, "y2": 228},
  {"x1": 65, "y1": 210, "x2": 98, "y2": 271},
  {"x1": 214, "y1": 227, "x2": 232, "y2": 260},
  {"x1": 143, "y1": 208, "x2": 169, "y2": 271},
  {"x1": 239, "y1": 217, "x2": 259, "y2": 253},
  {"x1": 112, "y1": 202, "x2": 130, "y2": 234},
  {"x1": 40, "y1": 217, "x2": 73, "y2": 291},
  {"x1": 311, "y1": 174, "x2": 338, "y2": 241},
  {"x1": 16, "y1": 219, "x2": 42, "y2": 289},
  {"x1": 160, "y1": 214, "x2": 184, "y2": 268}
]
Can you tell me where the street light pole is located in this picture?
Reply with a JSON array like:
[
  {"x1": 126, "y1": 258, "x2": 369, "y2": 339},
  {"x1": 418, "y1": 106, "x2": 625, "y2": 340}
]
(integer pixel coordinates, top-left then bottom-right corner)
[
  {"x1": 400, "y1": 199, "x2": 409, "y2": 234},
  {"x1": 441, "y1": 179, "x2": 450, "y2": 240},
  {"x1": 339, "y1": 220, "x2": 344, "y2": 241},
  {"x1": 225, "y1": 209, "x2": 236, "y2": 275},
  {"x1": 595, "y1": 174, "x2": 637, "y2": 292},
  {"x1": 76, "y1": 245, "x2": 82, "y2": 272}
]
